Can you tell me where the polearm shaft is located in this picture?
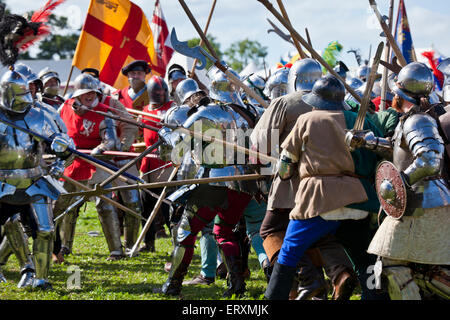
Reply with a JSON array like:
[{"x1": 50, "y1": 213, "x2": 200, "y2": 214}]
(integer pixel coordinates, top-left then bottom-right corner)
[
  {"x1": 276, "y1": 0, "x2": 307, "y2": 59},
  {"x1": 368, "y1": 0, "x2": 407, "y2": 67},
  {"x1": 178, "y1": 0, "x2": 270, "y2": 109},
  {"x1": 190, "y1": 0, "x2": 217, "y2": 78},
  {"x1": 84, "y1": 105, "x2": 278, "y2": 164},
  {"x1": 55, "y1": 140, "x2": 163, "y2": 220},
  {"x1": 62, "y1": 173, "x2": 267, "y2": 198},
  {"x1": 0, "y1": 114, "x2": 141, "y2": 183},
  {"x1": 80, "y1": 151, "x2": 171, "y2": 204},
  {"x1": 61, "y1": 175, "x2": 146, "y2": 222},
  {"x1": 257, "y1": 0, "x2": 363, "y2": 104},
  {"x1": 128, "y1": 166, "x2": 179, "y2": 257}
]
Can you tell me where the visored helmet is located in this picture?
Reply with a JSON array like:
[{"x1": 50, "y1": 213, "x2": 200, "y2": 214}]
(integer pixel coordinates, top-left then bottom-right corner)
[
  {"x1": 264, "y1": 67, "x2": 289, "y2": 99},
  {"x1": 14, "y1": 63, "x2": 43, "y2": 92},
  {"x1": 288, "y1": 58, "x2": 322, "y2": 93},
  {"x1": 72, "y1": 73, "x2": 101, "y2": 98},
  {"x1": 388, "y1": 62, "x2": 434, "y2": 104},
  {"x1": 147, "y1": 75, "x2": 169, "y2": 105},
  {"x1": 208, "y1": 66, "x2": 244, "y2": 106},
  {"x1": 175, "y1": 78, "x2": 204, "y2": 104},
  {"x1": 302, "y1": 74, "x2": 348, "y2": 110},
  {"x1": 0, "y1": 70, "x2": 33, "y2": 114}
]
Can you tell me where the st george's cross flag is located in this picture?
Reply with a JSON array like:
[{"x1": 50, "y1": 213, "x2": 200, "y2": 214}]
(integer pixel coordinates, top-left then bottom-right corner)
[{"x1": 72, "y1": 0, "x2": 166, "y2": 89}]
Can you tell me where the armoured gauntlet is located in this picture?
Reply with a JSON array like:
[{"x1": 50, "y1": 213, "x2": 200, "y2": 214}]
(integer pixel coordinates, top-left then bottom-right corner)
[
  {"x1": 50, "y1": 133, "x2": 75, "y2": 159},
  {"x1": 345, "y1": 130, "x2": 393, "y2": 159}
]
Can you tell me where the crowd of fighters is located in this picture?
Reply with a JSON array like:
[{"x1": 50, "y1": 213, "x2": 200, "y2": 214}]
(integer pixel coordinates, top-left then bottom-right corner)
[{"x1": 0, "y1": 52, "x2": 449, "y2": 300}]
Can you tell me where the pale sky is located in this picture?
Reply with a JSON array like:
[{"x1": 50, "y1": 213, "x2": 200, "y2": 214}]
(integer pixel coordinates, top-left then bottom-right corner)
[{"x1": 5, "y1": 0, "x2": 450, "y2": 71}]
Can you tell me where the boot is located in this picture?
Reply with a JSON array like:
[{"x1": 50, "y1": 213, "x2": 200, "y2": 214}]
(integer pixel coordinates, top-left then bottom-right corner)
[
  {"x1": 296, "y1": 278, "x2": 328, "y2": 300},
  {"x1": 153, "y1": 246, "x2": 189, "y2": 296},
  {"x1": 262, "y1": 258, "x2": 272, "y2": 283},
  {"x1": 222, "y1": 256, "x2": 246, "y2": 298},
  {"x1": 332, "y1": 270, "x2": 358, "y2": 300},
  {"x1": 265, "y1": 262, "x2": 298, "y2": 300}
]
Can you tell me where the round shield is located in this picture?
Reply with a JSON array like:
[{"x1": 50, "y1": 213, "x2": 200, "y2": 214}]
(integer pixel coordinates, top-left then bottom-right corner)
[{"x1": 375, "y1": 161, "x2": 407, "y2": 219}]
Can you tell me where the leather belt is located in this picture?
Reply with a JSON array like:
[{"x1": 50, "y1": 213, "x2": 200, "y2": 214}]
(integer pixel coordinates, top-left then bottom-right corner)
[{"x1": 301, "y1": 171, "x2": 365, "y2": 180}]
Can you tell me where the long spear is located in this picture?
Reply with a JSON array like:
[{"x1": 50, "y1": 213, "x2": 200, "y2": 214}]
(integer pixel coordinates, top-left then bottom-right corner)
[
  {"x1": 0, "y1": 113, "x2": 141, "y2": 183},
  {"x1": 177, "y1": 0, "x2": 270, "y2": 109},
  {"x1": 60, "y1": 175, "x2": 145, "y2": 222},
  {"x1": 256, "y1": 0, "x2": 363, "y2": 104},
  {"x1": 61, "y1": 173, "x2": 267, "y2": 198},
  {"x1": 79, "y1": 105, "x2": 278, "y2": 164},
  {"x1": 128, "y1": 166, "x2": 179, "y2": 257},
  {"x1": 276, "y1": 0, "x2": 307, "y2": 59},
  {"x1": 55, "y1": 139, "x2": 164, "y2": 222}
]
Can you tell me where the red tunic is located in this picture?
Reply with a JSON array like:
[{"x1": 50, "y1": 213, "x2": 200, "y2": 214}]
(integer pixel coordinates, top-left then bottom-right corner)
[
  {"x1": 140, "y1": 101, "x2": 174, "y2": 173},
  {"x1": 60, "y1": 99, "x2": 110, "y2": 180},
  {"x1": 372, "y1": 96, "x2": 392, "y2": 112},
  {"x1": 114, "y1": 87, "x2": 148, "y2": 111}
]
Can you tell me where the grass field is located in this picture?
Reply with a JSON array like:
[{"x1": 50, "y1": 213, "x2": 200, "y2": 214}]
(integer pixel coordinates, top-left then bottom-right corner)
[{"x1": 0, "y1": 201, "x2": 361, "y2": 300}]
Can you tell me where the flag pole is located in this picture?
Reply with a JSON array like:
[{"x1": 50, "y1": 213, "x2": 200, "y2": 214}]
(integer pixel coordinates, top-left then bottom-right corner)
[{"x1": 63, "y1": 65, "x2": 75, "y2": 97}]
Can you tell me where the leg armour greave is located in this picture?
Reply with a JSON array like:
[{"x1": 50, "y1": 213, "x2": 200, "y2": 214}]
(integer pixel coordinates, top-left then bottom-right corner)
[
  {"x1": 161, "y1": 244, "x2": 189, "y2": 295},
  {"x1": 96, "y1": 199, "x2": 123, "y2": 256},
  {"x1": 58, "y1": 209, "x2": 79, "y2": 253},
  {"x1": 122, "y1": 201, "x2": 142, "y2": 251},
  {"x1": 30, "y1": 200, "x2": 54, "y2": 282},
  {"x1": 3, "y1": 215, "x2": 34, "y2": 273}
]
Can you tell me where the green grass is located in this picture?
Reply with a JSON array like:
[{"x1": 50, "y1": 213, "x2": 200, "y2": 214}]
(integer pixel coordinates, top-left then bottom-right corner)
[{"x1": 0, "y1": 201, "x2": 361, "y2": 300}]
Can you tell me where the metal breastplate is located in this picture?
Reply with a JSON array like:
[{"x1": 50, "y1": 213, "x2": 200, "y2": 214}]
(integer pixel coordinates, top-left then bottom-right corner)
[
  {"x1": 0, "y1": 108, "x2": 55, "y2": 190},
  {"x1": 392, "y1": 113, "x2": 450, "y2": 214},
  {"x1": 182, "y1": 104, "x2": 259, "y2": 194}
]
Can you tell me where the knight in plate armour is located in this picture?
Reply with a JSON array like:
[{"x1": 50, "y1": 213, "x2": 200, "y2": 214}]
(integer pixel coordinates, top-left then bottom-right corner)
[
  {"x1": 346, "y1": 62, "x2": 450, "y2": 300},
  {"x1": 0, "y1": 69, "x2": 74, "y2": 289},
  {"x1": 154, "y1": 67, "x2": 261, "y2": 297}
]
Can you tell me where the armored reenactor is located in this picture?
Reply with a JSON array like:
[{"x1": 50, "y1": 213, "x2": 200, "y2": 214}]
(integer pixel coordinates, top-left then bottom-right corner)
[
  {"x1": 38, "y1": 67, "x2": 65, "y2": 109},
  {"x1": 113, "y1": 60, "x2": 151, "y2": 111},
  {"x1": 53, "y1": 73, "x2": 126, "y2": 261},
  {"x1": 138, "y1": 75, "x2": 174, "y2": 252},
  {"x1": 167, "y1": 64, "x2": 187, "y2": 105},
  {"x1": 0, "y1": 69, "x2": 74, "y2": 289},
  {"x1": 154, "y1": 68, "x2": 260, "y2": 297},
  {"x1": 241, "y1": 73, "x2": 268, "y2": 109},
  {"x1": 263, "y1": 66, "x2": 290, "y2": 101},
  {"x1": 346, "y1": 62, "x2": 450, "y2": 300}
]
